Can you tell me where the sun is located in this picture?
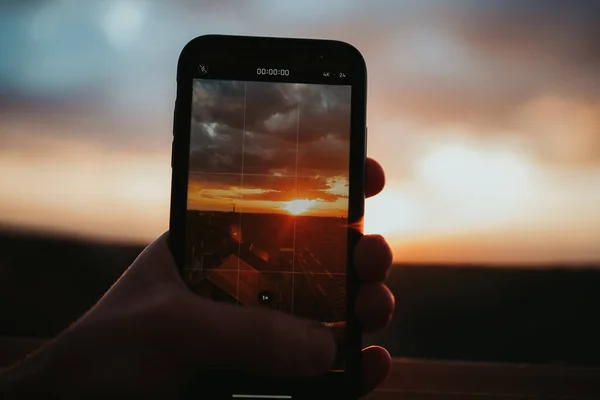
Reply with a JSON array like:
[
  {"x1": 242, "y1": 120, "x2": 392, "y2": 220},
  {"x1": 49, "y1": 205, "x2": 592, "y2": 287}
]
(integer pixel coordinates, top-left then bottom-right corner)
[{"x1": 284, "y1": 199, "x2": 313, "y2": 215}]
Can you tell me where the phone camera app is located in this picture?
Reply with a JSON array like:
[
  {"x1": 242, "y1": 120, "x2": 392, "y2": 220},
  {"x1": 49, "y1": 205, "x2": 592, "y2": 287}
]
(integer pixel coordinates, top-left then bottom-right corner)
[{"x1": 185, "y1": 80, "x2": 351, "y2": 370}]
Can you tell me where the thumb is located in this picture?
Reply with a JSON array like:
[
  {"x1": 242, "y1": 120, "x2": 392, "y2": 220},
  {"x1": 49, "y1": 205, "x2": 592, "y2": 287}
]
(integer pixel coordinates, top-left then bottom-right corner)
[{"x1": 177, "y1": 293, "x2": 337, "y2": 377}]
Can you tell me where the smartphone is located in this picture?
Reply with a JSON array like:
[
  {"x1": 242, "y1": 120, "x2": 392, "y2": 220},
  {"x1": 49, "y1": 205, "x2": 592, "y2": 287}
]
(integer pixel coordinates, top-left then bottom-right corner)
[{"x1": 169, "y1": 34, "x2": 367, "y2": 399}]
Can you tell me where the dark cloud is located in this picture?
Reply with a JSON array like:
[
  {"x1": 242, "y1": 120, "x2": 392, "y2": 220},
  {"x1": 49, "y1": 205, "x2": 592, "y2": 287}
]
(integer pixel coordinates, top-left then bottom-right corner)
[
  {"x1": 189, "y1": 79, "x2": 351, "y2": 176},
  {"x1": 418, "y1": 2, "x2": 600, "y2": 163},
  {"x1": 240, "y1": 145, "x2": 295, "y2": 175},
  {"x1": 189, "y1": 172, "x2": 240, "y2": 190},
  {"x1": 189, "y1": 80, "x2": 245, "y2": 173},
  {"x1": 365, "y1": 2, "x2": 600, "y2": 134},
  {"x1": 189, "y1": 122, "x2": 243, "y2": 173},
  {"x1": 244, "y1": 81, "x2": 298, "y2": 142},
  {"x1": 190, "y1": 80, "x2": 246, "y2": 134},
  {"x1": 244, "y1": 81, "x2": 351, "y2": 144},
  {"x1": 297, "y1": 136, "x2": 350, "y2": 177},
  {"x1": 447, "y1": 2, "x2": 600, "y2": 91}
]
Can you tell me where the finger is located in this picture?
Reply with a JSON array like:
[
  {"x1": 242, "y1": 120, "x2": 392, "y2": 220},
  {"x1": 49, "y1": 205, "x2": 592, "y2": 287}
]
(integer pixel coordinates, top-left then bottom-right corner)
[
  {"x1": 356, "y1": 283, "x2": 395, "y2": 333},
  {"x1": 365, "y1": 158, "x2": 385, "y2": 198},
  {"x1": 179, "y1": 295, "x2": 336, "y2": 377},
  {"x1": 359, "y1": 346, "x2": 392, "y2": 397},
  {"x1": 354, "y1": 234, "x2": 393, "y2": 282}
]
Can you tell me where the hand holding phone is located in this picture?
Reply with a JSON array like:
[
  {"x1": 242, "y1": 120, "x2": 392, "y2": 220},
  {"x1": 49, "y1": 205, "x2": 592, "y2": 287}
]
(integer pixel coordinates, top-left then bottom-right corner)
[
  {"x1": 168, "y1": 34, "x2": 390, "y2": 399},
  {"x1": 0, "y1": 34, "x2": 393, "y2": 400}
]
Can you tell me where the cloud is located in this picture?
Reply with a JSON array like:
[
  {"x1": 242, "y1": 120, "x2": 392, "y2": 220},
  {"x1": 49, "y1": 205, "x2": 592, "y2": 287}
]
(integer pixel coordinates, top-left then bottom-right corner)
[
  {"x1": 188, "y1": 173, "x2": 348, "y2": 204},
  {"x1": 448, "y1": 1, "x2": 600, "y2": 69},
  {"x1": 515, "y1": 97, "x2": 600, "y2": 165},
  {"x1": 5, "y1": 2, "x2": 600, "y2": 167},
  {"x1": 314, "y1": 2, "x2": 593, "y2": 137},
  {"x1": 351, "y1": 2, "x2": 600, "y2": 167},
  {"x1": 188, "y1": 172, "x2": 241, "y2": 191},
  {"x1": 189, "y1": 80, "x2": 352, "y2": 176},
  {"x1": 6, "y1": 2, "x2": 599, "y2": 152}
]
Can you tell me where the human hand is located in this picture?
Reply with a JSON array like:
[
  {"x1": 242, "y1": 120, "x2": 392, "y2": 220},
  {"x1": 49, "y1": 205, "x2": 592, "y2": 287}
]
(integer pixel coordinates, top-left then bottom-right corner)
[{"x1": 5, "y1": 158, "x2": 394, "y2": 399}]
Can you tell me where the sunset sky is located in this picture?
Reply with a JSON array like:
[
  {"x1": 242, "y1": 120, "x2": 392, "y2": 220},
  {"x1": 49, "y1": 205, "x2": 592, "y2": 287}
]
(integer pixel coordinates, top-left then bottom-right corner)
[
  {"x1": 188, "y1": 80, "x2": 350, "y2": 217},
  {"x1": 1, "y1": 1, "x2": 599, "y2": 265}
]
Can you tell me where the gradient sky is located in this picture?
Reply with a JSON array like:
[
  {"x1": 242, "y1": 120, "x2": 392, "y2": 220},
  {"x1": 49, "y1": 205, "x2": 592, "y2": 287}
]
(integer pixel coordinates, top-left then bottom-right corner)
[
  {"x1": 1, "y1": 1, "x2": 599, "y2": 265},
  {"x1": 188, "y1": 80, "x2": 350, "y2": 217}
]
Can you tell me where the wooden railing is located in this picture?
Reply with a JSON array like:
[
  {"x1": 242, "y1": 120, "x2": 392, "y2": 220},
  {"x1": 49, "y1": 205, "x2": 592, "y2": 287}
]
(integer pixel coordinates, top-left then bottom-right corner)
[{"x1": 371, "y1": 358, "x2": 600, "y2": 399}]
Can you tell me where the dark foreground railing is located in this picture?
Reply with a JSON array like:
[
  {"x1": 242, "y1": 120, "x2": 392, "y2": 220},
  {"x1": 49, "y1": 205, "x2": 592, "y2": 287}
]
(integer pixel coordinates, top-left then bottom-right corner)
[
  {"x1": 2, "y1": 341, "x2": 599, "y2": 399},
  {"x1": 371, "y1": 358, "x2": 600, "y2": 399}
]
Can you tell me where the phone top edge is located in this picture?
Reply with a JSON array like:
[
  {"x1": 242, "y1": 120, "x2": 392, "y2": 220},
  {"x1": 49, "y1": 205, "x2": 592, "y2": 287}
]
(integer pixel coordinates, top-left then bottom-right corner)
[{"x1": 176, "y1": 34, "x2": 366, "y2": 82}]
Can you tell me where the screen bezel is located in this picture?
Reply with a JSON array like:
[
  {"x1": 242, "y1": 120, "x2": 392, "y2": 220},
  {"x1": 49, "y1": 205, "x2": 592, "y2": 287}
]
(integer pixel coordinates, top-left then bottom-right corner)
[{"x1": 169, "y1": 34, "x2": 367, "y2": 399}]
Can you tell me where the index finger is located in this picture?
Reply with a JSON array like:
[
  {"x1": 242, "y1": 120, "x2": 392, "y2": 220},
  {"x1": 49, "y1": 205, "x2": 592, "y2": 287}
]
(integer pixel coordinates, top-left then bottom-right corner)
[{"x1": 366, "y1": 158, "x2": 385, "y2": 198}]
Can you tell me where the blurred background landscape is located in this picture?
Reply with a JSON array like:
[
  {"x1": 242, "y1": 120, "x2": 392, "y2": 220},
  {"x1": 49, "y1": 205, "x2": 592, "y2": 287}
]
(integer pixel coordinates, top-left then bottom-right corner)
[{"x1": 1, "y1": 0, "x2": 600, "y2": 367}]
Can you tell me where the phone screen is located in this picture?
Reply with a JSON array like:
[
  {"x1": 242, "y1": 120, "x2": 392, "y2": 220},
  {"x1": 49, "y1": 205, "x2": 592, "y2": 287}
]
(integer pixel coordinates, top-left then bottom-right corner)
[{"x1": 183, "y1": 78, "x2": 352, "y2": 370}]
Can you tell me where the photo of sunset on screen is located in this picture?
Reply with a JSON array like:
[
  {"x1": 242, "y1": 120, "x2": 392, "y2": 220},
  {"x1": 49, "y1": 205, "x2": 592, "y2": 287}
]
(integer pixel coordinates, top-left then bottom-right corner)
[{"x1": 184, "y1": 80, "x2": 352, "y2": 369}]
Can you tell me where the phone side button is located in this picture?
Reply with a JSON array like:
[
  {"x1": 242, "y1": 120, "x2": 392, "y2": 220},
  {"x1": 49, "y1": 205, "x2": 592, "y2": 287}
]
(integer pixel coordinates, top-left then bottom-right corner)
[{"x1": 170, "y1": 140, "x2": 175, "y2": 168}]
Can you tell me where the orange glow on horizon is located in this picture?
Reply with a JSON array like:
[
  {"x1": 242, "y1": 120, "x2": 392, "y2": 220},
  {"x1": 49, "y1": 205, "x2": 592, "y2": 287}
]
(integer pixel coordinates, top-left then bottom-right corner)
[
  {"x1": 2, "y1": 99, "x2": 600, "y2": 266},
  {"x1": 283, "y1": 199, "x2": 315, "y2": 215},
  {"x1": 3, "y1": 139, "x2": 600, "y2": 266},
  {"x1": 187, "y1": 178, "x2": 349, "y2": 218},
  {"x1": 0, "y1": 146, "x2": 170, "y2": 245}
]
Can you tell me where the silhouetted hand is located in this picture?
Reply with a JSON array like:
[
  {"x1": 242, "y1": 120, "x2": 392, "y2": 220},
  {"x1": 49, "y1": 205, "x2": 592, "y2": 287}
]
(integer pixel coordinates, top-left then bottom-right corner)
[{"x1": 1, "y1": 158, "x2": 394, "y2": 399}]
